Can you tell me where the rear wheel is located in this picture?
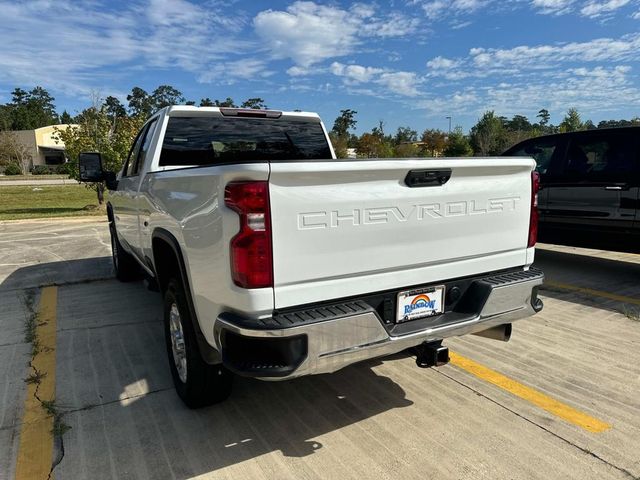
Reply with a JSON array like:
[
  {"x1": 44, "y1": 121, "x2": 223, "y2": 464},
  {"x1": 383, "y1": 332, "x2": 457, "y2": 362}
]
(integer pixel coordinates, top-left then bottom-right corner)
[
  {"x1": 109, "y1": 222, "x2": 139, "y2": 281},
  {"x1": 163, "y1": 278, "x2": 233, "y2": 408}
]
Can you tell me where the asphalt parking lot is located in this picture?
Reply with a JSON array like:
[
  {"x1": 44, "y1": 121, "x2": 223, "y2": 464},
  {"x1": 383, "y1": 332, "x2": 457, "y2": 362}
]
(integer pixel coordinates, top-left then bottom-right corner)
[{"x1": 1, "y1": 218, "x2": 639, "y2": 480}]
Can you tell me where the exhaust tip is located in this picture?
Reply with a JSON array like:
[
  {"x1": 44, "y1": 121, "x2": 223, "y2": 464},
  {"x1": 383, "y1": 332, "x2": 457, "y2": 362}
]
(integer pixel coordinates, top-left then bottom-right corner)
[{"x1": 472, "y1": 324, "x2": 512, "y2": 342}]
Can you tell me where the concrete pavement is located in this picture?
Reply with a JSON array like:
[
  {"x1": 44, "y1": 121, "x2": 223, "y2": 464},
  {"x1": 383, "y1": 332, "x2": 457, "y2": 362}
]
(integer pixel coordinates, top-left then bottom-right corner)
[
  {"x1": 1, "y1": 219, "x2": 639, "y2": 479},
  {"x1": 0, "y1": 179, "x2": 78, "y2": 186}
]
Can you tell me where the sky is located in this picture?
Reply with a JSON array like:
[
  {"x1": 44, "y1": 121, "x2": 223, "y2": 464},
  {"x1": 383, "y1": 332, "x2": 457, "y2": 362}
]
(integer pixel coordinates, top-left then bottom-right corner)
[{"x1": 1, "y1": 0, "x2": 639, "y2": 133}]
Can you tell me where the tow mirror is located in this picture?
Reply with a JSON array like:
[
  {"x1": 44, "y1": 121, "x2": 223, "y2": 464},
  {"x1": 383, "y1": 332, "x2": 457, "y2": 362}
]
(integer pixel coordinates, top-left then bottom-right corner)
[
  {"x1": 78, "y1": 152, "x2": 118, "y2": 191},
  {"x1": 79, "y1": 152, "x2": 105, "y2": 182}
]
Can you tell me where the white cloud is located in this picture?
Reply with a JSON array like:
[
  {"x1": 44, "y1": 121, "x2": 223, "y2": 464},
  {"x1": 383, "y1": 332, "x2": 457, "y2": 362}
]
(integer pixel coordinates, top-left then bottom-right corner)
[
  {"x1": 470, "y1": 34, "x2": 640, "y2": 67},
  {"x1": 416, "y1": 0, "x2": 634, "y2": 18},
  {"x1": 421, "y1": 0, "x2": 486, "y2": 19},
  {"x1": 426, "y1": 56, "x2": 461, "y2": 70},
  {"x1": 253, "y1": 2, "x2": 420, "y2": 68},
  {"x1": 330, "y1": 62, "x2": 385, "y2": 83},
  {"x1": 330, "y1": 62, "x2": 421, "y2": 97},
  {"x1": 417, "y1": 65, "x2": 640, "y2": 118},
  {"x1": 532, "y1": 0, "x2": 635, "y2": 16},
  {"x1": 197, "y1": 59, "x2": 274, "y2": 84},
  {"x1": 419, "y1": 32, "x2": 640, "y2": 121},
  {"x1": 424, "y1": 34, "x2": 640, "y2": 86},
  {"x1": 0, "y1": 0, "x2": 251, "y2": 96},
  {"x1": 376, "y1": 72, "x2": 421, "y2": 97},
  {"x1": 580, "y1": 0, "x2": 631, "y2": 18},
  {"x1": 531, "y1": 0, "x2": 575, "y2": 15}
]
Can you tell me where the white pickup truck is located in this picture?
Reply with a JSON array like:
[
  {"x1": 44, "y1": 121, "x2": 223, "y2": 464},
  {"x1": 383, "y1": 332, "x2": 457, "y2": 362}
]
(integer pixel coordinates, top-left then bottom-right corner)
[{"x1": 79, "y1": 106, "x2": 544, "y2": 408}]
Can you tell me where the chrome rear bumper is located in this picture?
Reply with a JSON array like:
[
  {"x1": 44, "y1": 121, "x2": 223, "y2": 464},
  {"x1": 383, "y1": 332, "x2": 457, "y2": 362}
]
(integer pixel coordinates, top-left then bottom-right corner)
[{"x1": 214, "y1": 268, "x2": 544, "y2": 380}]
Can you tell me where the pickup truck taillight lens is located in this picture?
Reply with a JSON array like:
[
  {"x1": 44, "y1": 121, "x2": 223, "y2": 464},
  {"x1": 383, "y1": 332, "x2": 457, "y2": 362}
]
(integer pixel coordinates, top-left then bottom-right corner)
[
  {"x1": 528, "y1": 171, "x2": 540, "y2": 248},
  {"x1": 224, "y1": 181, "x2": 273, "y2": 289}
]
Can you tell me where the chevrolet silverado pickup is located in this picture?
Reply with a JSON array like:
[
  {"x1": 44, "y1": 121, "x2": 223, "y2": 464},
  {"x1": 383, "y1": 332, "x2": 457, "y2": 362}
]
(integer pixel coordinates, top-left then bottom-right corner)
[{"x1": 79, "y1": 106, "x2": 544, "y2": 408}]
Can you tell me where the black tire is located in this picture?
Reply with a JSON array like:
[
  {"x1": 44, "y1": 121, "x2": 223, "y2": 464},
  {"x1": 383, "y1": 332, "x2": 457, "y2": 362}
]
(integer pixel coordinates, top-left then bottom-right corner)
[
  {"x1": 109, "y1": 222, "x2": 139, "y2": 281},
  {"x1": 163, "y1": 278, "x2": 233, "y2": 408}
]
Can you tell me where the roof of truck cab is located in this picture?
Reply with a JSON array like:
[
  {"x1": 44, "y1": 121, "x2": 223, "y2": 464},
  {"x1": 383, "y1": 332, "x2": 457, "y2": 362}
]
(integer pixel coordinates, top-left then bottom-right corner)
[{"x1": 162, "y1": 105, "x2": 322, "y2": 121}]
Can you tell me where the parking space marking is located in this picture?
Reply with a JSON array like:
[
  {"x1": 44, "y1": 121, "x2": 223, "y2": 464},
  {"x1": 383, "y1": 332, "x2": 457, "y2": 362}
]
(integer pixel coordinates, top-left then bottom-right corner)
[
  {"x1": 449, "y1": 352, "x2": 611, "y2": 433},
  {"x1": 15, "y1": 286, "x2": 58, "y2": 480},
  {"x1": 544, "y1": 280, "x2": 640, "y2": 306}
]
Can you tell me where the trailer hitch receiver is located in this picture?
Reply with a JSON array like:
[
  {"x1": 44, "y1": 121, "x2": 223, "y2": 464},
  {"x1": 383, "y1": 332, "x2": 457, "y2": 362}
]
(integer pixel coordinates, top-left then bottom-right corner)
[{"x1": 415, "y1": 341, "x2": 450, "y2": 368}]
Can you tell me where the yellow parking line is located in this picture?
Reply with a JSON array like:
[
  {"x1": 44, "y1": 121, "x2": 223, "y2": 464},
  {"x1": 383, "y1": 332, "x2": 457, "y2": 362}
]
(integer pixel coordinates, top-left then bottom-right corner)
[
  {"x1": 15, "y1": 286, "x2": 58, "y2": 480},
  {"x1": 449, "y1": 352, "x2": 611, "y2": 433},
  {"x1": 543, "y1": 280, "x2": 640, "y2": 306}
]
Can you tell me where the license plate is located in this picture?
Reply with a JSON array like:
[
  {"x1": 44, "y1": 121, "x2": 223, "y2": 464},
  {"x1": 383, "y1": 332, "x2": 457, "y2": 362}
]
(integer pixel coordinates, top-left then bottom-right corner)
[{"x1": 396, "y1": 286, "x2": 445, "y2": 322}]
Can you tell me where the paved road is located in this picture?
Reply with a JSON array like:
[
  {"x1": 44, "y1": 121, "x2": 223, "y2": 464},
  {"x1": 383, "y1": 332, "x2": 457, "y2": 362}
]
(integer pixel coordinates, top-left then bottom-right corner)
[{"x1": 1, "y1": 219, "x2": 639, "y2": 479}]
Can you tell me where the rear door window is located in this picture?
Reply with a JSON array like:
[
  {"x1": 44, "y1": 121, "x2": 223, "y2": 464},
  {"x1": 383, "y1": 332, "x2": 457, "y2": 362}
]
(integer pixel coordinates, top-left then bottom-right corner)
[
  {"x1": 509, "y1": 139, "x2": 559, "y2": 174},
  {"x1": 565, "y1": 131, "x2": 638, "y2": 181},
  {"x1": 159, "y1": 117, "x2": 332, "y2": 166}
]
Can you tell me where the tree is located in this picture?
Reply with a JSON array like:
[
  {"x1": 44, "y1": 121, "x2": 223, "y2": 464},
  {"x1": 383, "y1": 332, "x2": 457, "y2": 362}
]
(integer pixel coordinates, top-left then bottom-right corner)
[
  {"x1": 0, "y1": 131, "x2": 33, "y2": 173},
  {"x1": 127, "y1": 87, "x2": 153, "y2": 117},
  {"x1": 443, "y1": 127, "x2": 472, "y2": 157},
  {"x1": 329, "y1": 109, "x2": 358, "y2": 158},
  {"x1": 537, "y1": 109, "x2": 550, "y2": 127},
  {"x1": 199, "y1": 98, "x2": 215, "y2": 107},
  {"x1": 1, "y1": 86, "x2": 59, "y2": 130},
  {"x1": 506, "y1": 115, "x2": 532, "y2": 132},
  {"x1": 331, "y1": 109, "x2": 357, "y2": 138},
  {"x1": 559, "y1": 108, "x2": 584, "y2": 133},
  {"x1": 151, "y1": 85, "x2": 185, "y2": 110},
  {"x1": 60, "y1": 110, "x2": 74, "y2": 124},
  {"x1": 54, "y1": 104, "x2": 145, "y2": 204},
  {"x1": 214, "y1": 97, "x2": 237, "y2": 107},
  {"x1": 328, "y1": 133, "x2": 349, "y2": 159},
  {"x1": 597, "y1": 118, "x2": 640, "y2": 128},
  {"x1": 241, "y1": 98, "x2": 267, "y2": 109},
  {"x1": 394, "y1": 126, "x2": 417, "y2": 145},
  {"x1": 357, "y1": 132, "x2": 383, "y2": 158},
  {"x1": 469, "y1": 111, "x2": 509, "y2": 155},
  {"x1": 394, "y1": 143, "x2": 419, "y2": 157},
  {"x1": 420, "y1": 129, "x2": 447, "y2": 156},
  {"x1": 103, "y1": 96, "x2": 126, "y2": 119}
]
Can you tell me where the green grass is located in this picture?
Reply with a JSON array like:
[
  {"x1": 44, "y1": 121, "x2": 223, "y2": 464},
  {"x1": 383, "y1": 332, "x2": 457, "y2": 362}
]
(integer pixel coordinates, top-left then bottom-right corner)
[{"x1": 0, "y1": 185, "x2": 105, "y2": 220}]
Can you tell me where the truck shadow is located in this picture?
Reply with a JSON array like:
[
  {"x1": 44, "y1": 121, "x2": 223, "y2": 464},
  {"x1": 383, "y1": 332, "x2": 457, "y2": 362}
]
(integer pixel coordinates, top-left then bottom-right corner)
[
  {"x1": 534, "y1": 248, "x2": 640, "y2": 313},
  {"x1": 1, "y1": 259, "x2": 415, "y2": 478}
]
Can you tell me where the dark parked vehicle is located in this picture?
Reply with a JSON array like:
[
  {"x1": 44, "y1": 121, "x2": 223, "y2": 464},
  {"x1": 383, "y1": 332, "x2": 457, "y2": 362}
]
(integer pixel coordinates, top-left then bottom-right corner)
[{"x1": 503, "y1": 127, "x2": 640, "y2": 252}]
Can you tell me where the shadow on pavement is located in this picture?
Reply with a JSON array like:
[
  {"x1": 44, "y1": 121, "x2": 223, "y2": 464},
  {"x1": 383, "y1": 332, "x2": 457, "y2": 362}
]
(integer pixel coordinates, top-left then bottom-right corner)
[
  {"x1": 2, "y1": 259, "x2": 414, "y2": 479},
  {"x1": 534, "y1": 248, "x2": 640, "y2": 312},
  {"x1": 0, "y1": 256, "x2": 113, "y2": 293}
]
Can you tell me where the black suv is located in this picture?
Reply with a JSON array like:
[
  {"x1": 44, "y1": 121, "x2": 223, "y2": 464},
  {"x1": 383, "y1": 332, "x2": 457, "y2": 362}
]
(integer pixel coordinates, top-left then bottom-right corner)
[{"x1": 503, "y1": 127, "x2": 640, "y2": 252}]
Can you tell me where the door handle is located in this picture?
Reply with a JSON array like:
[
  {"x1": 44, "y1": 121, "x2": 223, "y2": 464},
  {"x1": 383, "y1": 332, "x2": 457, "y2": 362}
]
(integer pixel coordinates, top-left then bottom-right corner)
[{"x1": 604, "y1": 185, "x2": 626, "y2": 191}]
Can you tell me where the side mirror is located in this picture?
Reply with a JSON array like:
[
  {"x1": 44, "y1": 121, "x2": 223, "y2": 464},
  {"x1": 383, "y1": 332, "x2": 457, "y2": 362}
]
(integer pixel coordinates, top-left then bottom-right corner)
[
  {"x1": 78, "y1": 152, "x2": 105, "y2": 182},
  {"x1": 79, "y1": 152, "x2": 118, "y2": 191}
]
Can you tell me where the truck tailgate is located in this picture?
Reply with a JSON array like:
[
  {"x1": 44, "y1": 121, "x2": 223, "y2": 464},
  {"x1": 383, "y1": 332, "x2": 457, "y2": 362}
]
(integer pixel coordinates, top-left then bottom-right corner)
[{"x1": 269, "y1": 158, "x2": 535, "y2": 308}]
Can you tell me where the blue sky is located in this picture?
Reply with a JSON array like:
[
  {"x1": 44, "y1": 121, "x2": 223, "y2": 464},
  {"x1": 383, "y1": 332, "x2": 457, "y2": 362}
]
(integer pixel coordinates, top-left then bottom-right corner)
[{"x1": 1, "y1": 0, "x2": 639, "y2": 133}]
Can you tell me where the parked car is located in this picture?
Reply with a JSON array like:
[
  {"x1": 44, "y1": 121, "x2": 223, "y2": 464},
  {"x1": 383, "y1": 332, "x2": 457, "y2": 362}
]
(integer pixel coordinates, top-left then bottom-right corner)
[
  {"x1": 80, "y1": 106, "x2": 543, "y2": 408},
  {"x1": 503, "y1": 127, "x2": 640, "y2": 252}
]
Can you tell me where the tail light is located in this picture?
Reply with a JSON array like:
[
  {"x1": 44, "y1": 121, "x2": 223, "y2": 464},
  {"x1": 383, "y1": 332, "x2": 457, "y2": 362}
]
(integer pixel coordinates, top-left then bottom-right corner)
[
  {"x1": 224, "y1": 181, "x2": 273, "y2": 288},
  {"x1": 528, "y1": 171, "x2": 540, "y2": 248}
]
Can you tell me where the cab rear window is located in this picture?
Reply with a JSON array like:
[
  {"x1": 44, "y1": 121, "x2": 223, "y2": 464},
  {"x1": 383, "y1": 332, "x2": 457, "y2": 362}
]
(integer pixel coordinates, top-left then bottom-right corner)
[{"x1": 160, "y1": 117, "x2": 332, "y2": 166}]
